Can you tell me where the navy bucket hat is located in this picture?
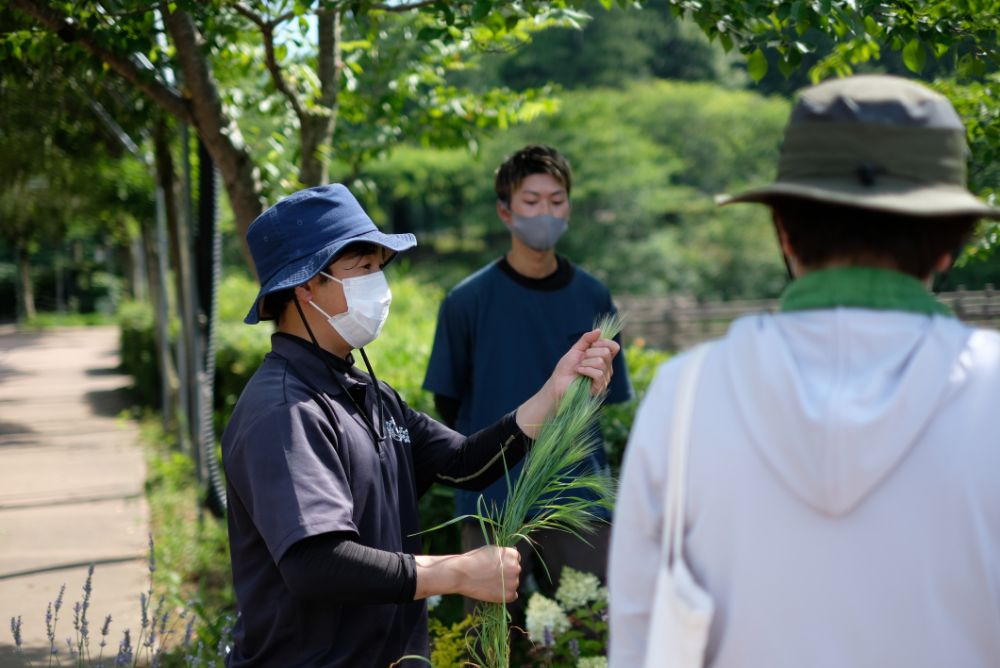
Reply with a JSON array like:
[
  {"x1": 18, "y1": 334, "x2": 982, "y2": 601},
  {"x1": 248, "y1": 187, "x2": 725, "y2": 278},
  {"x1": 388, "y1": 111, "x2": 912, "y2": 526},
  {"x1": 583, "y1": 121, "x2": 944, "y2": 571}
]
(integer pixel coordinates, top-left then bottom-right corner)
[{"x1": 244, "y1": 184, "x2": 417, "y2": 324}]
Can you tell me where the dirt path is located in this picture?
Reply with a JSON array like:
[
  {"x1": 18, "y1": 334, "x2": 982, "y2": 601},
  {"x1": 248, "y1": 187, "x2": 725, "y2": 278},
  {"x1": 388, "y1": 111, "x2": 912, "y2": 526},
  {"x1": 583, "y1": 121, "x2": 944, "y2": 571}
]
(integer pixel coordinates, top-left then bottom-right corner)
[{"x1": 0, "y1": 326, "x2": 149, "y2": 666}]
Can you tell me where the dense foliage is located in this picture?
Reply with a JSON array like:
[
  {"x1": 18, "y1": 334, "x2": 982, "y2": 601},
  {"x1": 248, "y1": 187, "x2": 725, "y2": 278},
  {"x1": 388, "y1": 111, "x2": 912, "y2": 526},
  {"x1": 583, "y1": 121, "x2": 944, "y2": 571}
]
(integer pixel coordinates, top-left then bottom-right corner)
[{"x1": 362, "y1": 81, "x2": 792, "y2": 299}]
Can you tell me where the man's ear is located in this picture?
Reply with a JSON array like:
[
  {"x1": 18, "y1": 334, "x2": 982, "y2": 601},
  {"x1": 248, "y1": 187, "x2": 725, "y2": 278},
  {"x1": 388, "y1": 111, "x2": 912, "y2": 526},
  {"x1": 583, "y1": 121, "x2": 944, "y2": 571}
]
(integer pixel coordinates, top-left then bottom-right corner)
[
  {"x1": 496, "y1": 199, "x2": 513, "y2": 225},
  {"x1": 932, "y1": 252, "x2": 954, "y2": 275},
  {"x1": 294, "y1": 282, "x2": 313, "y2": 305}
]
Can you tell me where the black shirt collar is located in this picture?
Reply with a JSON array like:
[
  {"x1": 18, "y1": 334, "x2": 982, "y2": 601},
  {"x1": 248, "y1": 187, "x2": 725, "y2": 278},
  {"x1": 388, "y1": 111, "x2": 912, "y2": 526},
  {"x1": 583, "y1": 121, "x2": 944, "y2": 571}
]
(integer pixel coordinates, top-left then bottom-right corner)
[
  {"x1": 496, "y1": 255, "x2": 574, "y2": 291},
  {"x1": 271, "y1": 332, "x2": 367, "y2": 395}
]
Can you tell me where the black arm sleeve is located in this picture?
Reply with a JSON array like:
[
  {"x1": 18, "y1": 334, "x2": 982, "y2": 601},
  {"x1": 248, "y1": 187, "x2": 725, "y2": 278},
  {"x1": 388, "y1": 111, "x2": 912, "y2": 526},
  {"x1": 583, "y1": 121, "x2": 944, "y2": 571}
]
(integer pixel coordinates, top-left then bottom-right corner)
[
  {"x1": 278, "y1": 532, "x2": 417, "y2": 605},
  {"x1": 408, "y1": 407, "x2": 532, "y2": 494},
  {"x1": 434, "y1": 393, "x2": 460, "y2": 429}
]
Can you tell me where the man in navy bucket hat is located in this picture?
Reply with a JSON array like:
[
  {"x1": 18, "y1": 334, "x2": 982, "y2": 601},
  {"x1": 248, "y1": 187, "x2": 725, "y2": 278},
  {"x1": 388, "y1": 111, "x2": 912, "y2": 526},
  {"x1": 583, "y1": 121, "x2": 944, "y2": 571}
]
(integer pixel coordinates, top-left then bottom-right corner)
[{"x1": 221, "y1": 183, "x2": 621, "y2": 667}]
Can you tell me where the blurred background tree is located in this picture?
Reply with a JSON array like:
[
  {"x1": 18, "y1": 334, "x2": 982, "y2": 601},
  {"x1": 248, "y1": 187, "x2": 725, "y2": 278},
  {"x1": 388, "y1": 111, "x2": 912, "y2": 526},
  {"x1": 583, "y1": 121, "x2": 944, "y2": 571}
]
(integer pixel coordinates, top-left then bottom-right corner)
[{"x1": 4, "y1": 0, "x2": 998, "y2": 321}]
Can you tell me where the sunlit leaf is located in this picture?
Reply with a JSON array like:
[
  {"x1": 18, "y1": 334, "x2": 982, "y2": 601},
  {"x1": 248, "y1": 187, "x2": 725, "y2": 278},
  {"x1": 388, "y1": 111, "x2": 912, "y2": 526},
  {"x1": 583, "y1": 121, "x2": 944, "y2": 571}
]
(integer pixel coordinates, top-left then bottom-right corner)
[
  {"x1": 747, "y1": 47, "x2": 768, "y2": 82},
  {"x1": 902, "y1": 37, "x2": 927, "y2": 73}
]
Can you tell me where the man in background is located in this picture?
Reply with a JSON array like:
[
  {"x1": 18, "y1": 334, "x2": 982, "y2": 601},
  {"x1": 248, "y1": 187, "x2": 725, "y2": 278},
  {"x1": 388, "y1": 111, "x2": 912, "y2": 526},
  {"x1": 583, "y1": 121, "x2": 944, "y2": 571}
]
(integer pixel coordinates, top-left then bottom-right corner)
[{"x1": 424, "y1": 145, "x2": 633, "y2": 609}]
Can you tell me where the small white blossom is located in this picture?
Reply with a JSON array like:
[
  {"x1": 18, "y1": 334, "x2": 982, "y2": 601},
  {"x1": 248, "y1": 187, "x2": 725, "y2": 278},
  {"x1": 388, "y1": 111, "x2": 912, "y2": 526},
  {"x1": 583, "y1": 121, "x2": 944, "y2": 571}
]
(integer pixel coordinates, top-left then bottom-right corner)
[
  {"x1": 426, "y1": 595, "x2": 442, "y2": 611},
  {"x1": 577, "y1": 657, "x2": 608, "y2": 668},
  {"x1": 555, "y1": 566, "x2": 602, "y2": 610},
  {"x1": 525, "y1": 593, "x2": 570, "y2": 644}
]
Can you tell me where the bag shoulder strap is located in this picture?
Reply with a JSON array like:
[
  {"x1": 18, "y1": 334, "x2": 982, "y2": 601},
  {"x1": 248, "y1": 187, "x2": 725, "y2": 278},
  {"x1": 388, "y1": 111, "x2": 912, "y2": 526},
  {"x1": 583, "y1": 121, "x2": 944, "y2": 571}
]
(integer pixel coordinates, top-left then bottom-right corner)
[{"x1": 662, "y1": 342, "x2": 712, "y2": 566}]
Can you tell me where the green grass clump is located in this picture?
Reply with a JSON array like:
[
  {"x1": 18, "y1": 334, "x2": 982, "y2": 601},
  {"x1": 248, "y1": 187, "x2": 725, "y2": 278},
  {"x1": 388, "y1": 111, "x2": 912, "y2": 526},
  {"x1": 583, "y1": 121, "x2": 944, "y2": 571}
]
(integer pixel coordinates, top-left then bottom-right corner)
[{"x1": 471, "y1": 313, "x2": 624, "y2": 668}]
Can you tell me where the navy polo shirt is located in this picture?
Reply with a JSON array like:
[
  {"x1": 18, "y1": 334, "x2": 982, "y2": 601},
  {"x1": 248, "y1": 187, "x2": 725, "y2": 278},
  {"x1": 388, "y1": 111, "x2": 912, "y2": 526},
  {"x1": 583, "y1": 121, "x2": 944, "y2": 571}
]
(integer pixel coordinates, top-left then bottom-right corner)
[
  {"x1": 223, "y1": 333, "x2": 516, "y2": 667},
  {"x1": 423, "y1": 257, "x2": 633, "y2": 520}
]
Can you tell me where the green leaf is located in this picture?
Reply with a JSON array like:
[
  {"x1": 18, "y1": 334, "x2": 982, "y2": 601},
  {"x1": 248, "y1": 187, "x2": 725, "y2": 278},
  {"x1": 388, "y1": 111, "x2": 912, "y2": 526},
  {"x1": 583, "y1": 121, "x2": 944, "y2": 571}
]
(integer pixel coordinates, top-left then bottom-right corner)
[
  {"x1": 416, "y1": 26, "x2": 445, "y2": 41},
  {"x1": 747, "y1": 47, "x2": 768, "y2": 83},
  {"x1": 863, "y1": 15, "x2": 881, "y2": 36},
  {"x1": 902, "y1": 38, "x2": 926, "y2": 73},
  {"x1": 472, "y1": 0, "x2": 492, "y2": 21}
]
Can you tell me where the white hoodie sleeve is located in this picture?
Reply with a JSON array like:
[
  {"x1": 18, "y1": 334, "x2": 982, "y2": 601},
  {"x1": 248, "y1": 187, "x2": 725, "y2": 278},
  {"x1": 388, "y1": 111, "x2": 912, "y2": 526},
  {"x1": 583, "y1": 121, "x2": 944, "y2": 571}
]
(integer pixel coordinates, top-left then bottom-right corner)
[{"x1": 608, "y1": 359, "x2": 678, "y2": 667}]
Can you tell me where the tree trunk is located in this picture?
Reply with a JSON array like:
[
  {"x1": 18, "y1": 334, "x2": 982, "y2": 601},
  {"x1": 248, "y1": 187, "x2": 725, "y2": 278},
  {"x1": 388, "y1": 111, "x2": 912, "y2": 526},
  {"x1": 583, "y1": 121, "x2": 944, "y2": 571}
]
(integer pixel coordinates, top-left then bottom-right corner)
[
  {"x1": 141, "y1": 192, "x2": 180, "y2": 429},
  {"x1": 299, "y1": 9, "x2": 342, "y2": 187},
  {"x1": 150, "y1": 119, "x2": 183, "y2": 434},
  {"x1": 299, "y1": 113, "x2": 334, "y2": 187},
  {"x1": 161, "y1": 6, "x2": 264, "y2": 275},
  {"x1": 15, "y1": 245, "x2": 35, "y2": 321}
]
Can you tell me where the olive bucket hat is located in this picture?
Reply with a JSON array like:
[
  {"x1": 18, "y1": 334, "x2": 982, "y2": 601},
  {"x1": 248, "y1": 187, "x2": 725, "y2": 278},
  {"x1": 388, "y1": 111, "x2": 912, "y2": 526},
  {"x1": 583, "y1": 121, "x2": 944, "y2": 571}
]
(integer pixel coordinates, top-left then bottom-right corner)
[
  {"x1": 244, "y1": 184, "x2": 417, "y2": 324},
  {"x1": 717, "y1": 75, "x2": 999, "y2": 219}
]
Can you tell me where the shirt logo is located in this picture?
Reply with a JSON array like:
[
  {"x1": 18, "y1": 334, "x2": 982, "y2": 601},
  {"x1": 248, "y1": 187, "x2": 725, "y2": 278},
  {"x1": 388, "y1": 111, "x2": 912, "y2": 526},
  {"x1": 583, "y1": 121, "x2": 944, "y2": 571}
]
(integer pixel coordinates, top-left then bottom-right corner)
[{"x1": 384, "y1": 417, "x2": 411, "y2": 444}]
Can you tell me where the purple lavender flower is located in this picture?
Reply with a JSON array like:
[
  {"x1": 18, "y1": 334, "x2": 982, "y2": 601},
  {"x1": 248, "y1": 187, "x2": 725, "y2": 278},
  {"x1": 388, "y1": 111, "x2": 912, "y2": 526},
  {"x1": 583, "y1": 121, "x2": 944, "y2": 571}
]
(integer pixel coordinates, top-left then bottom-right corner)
[
  {"x1": 81, "y1": 563, "x2": 94, "y2": 641},
  {"x1": 99, "y1": 614, "x2": 112, "y2": 649},
  {"x1": 182, "y1": 614, "x2": 196, "y2": 648},
  {"x1": 569, "y1": 638, "x2": 581, "y2": 658},
  {"x1": 47, "y1": 583, "x2": 67, "y2": 655},
  {"x1": 147, "y1": 534, "x2": 156, "y2": 574},
  {"x1": 543, "y1": 625, "x2": 554, "y2": 648},
  {"x1": 10, "y1": 615, "x2": 22, "y2": 649},
  {"x1": 115, "y1": 628, "x2": 133, "y2": 666},
  {"x1": 46, "y1": 601, "x2": 56, "y2": 653},
  {"x1": 54, "y1": 584, "x2": 66, "y2": 615}
]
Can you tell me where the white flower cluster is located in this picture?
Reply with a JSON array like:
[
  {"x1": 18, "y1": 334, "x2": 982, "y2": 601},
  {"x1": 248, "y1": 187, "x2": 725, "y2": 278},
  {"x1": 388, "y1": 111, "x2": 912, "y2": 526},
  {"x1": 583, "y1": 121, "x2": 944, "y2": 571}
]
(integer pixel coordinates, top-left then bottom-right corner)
[
  {"x1": 525, "y1": 593, "x2": 570, "y2": 644},
  {"x1": 577, "y1": 657, "x2": 608, "y2": 668},
  {"x1": 555, "y1": 566, "x2": 603, "y2": 610}
]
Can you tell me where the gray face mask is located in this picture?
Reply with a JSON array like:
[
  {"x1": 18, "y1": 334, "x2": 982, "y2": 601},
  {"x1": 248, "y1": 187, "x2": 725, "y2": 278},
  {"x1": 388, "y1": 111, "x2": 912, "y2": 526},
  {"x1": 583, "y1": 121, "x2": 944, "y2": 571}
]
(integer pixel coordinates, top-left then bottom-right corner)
[{"x1": 508, "y1": 213, "x2": 568, "y2": 251}]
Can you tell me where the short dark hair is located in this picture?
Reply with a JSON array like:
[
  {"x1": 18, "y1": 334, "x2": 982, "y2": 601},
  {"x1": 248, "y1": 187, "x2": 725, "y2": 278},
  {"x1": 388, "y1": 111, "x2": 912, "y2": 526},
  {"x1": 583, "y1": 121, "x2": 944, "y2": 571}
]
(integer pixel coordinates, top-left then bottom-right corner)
[
  {"x1": 494, "y1": 145, "x2": 572, "y2": 206},
  {"x1": 260, "y1": 241, "x2": 384, "y2": 323},
  {"x1": 772, "y1": 197, "x2": 976, "y2": 279}
]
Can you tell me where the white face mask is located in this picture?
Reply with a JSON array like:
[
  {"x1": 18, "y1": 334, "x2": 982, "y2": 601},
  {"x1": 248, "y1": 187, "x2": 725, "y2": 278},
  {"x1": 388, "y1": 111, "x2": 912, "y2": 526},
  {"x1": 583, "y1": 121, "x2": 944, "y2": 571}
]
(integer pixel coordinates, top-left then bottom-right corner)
[{"x1": 308, "y1": 270, "x2": 392, "y2": 349}]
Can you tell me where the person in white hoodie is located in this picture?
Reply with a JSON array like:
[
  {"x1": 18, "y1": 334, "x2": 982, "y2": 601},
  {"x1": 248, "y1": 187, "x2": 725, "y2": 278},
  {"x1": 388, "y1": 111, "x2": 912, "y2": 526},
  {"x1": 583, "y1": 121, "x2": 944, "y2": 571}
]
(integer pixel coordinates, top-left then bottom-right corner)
[{"x1": 608, "y1": 74, "x2": 1000, "y2": 668}]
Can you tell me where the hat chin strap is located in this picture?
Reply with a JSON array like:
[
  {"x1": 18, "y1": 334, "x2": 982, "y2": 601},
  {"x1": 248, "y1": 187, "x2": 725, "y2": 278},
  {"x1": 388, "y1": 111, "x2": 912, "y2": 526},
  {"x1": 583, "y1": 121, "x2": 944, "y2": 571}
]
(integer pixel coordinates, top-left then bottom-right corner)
[{"x1": 294, "y1": 298, "x2": 322, "y2": 350}]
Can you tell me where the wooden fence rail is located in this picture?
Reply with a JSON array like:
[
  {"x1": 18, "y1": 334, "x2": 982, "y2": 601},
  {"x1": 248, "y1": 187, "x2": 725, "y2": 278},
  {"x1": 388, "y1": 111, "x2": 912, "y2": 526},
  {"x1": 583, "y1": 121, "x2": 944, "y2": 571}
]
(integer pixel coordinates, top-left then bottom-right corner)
[{"x1": 616, "y1": 286, "x2": 1000, "y2": 352}]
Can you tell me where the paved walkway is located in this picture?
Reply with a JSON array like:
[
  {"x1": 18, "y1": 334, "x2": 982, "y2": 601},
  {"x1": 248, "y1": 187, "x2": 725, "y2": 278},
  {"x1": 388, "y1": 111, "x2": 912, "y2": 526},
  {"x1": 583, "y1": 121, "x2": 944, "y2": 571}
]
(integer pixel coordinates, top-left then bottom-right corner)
[{"x1": 0, "y1": 326, "x2": 149, "y2": 666}]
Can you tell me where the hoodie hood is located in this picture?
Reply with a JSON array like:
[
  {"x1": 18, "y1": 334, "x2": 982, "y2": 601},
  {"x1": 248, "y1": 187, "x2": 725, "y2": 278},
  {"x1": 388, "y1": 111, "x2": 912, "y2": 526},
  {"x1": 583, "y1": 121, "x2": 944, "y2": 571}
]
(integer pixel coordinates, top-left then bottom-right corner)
[{"x1": 725, "y1": 308, "x2": 972, "y2": 517}]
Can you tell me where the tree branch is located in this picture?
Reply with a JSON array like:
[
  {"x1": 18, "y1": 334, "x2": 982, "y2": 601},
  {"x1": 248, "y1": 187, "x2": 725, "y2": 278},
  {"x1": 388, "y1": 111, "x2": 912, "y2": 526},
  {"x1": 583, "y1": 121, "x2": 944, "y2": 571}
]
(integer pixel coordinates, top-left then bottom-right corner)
[
  {"x1": 231, "y1": 2, "x2": 267, "y2": 28},
  {"x1": 232, "y1": 1, "x2": 305, "y2": 119},
  {"x1": 317, "y1": 8, "x2": 342, "y2": 110},
  {"x1": 231, "y1": 1, "x2": 295, "y2": 28},
  {"x1": 371, "y1": 0, "x2": 440, "y2": 10},
  {"x1": 10, "y1": 0, "x2": 193, "y2": 124},
  {"x1": 160, "y1": 3, "x2": 263, "y2": 242}
]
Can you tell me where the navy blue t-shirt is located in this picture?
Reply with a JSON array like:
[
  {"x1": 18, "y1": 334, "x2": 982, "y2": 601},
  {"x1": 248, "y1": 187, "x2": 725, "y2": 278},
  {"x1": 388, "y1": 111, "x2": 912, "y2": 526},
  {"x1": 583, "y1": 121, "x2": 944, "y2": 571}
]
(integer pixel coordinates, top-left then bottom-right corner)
[
  {"x1": 423, "y1": 257, "x2": 632, "y2": 519},
  {"x1": 222, "y1": 334, "x2": 528, "y2": 667}
]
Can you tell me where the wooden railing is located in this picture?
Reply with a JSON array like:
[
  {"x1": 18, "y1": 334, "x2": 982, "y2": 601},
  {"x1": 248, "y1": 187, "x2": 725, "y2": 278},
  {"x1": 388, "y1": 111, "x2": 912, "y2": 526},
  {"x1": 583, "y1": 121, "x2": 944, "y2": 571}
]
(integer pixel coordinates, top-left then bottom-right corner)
[{"x1": 616, "y1": 286, "x2": 1000, "y2": 351}]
